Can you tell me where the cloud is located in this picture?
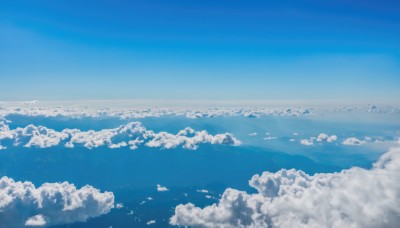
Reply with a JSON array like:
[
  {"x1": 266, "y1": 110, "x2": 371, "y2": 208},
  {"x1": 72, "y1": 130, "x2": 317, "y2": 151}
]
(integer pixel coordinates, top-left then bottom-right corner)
[
  {"x1": 23, "y1": 100, "x2": 39, "y2": 105},
  {"x1": 316, "y1": 133, "x2": 337, "y2": 142},
  {"x1": 157, "y1": 184, "x2": 169, "y2": 192},
  {"x1": 342, "y1": 137, "x2": 366, "y2": 146},
  {"x1": 248, "y1": 133, "x2": 257, "y2": 136},
  {"x1": 25, "y1": 215, "x2": 46, "y2": 227},
  {"x1": 263, "y1": 136, "x2": 277, "y2": 140},
  {"x1": 146, "y1": 220, "x2": 156, "y2": 225},
  {"x1": 0, "y1": 104, "x2": 312, "y2": 120},
  {"x1": 0, "y1": 122, "x2": 240, "y2": 151},
  {"x1": 170, "y1": 146, "x2": 400, "y2": 228},
  {"x1": 300, "y1": 139, "x2": 313, "y2": 146},
  {"x1": 0, "y1": 176, "x2": 114, "y2": 228},
  {"x1": 300, "y1": 133, "x2": 337, "y2": 146}
]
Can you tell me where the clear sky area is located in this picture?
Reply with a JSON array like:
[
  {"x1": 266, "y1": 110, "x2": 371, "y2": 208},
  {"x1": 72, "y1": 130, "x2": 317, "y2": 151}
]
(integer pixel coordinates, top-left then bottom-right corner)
[{"x1": 1, "y1": 0, "x2": 399, "y2": 101}]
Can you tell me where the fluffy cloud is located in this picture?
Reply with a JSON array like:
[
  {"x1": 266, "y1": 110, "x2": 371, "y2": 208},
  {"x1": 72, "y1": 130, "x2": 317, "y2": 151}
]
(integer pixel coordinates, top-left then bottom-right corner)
[
  {"x1": 0, "y1": 177, "x2": 114, "y2": 228},
  {"x1": 300, "y1": 139, "x2": 313, "y2": 146},
  {"x1": 25, "y1": 215, "x2": 46, "y2": 226},
  {"x1": 342, "y1": 137, "x2": 366, "y2": 146},
  {"x1": 157, "y1": 184, "x2": 169, "y2": 192},
  {"x1": 0, "y1": 122, "x2": 240, "y2": 151},
  {"x1": 316, "y1": 133, "x2": 337, "y2": 142},
  {"x1": 170, "y1": 145, "x2": 400, "y2": 228},
  {"x1": 300, "y1": 133, "x2": 337, "y2": 146}
]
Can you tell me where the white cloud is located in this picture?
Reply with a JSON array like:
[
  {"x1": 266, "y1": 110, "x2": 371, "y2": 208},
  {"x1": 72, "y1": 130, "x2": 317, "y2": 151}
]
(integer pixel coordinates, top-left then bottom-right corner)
[
  {"x1": 263, "y1": 136, "x2": 277, "y2": 140},
  {"x1": 300, "y1": 133, "x2": 337, "y2": 146},
  {"x1": 0, "y1": 104, "x2": 312, "y2": 120},
  {"x1": 342, "y1": 137, "x2": 366, "y2": 146},
  {"x1": 248, "y1": 133, "x2": 257, "y2": 136},
  {"x1": 115, "y1": 203, "x2": 124, "y2": 209},
  {"x1": 23, "y1": 100, "x2": 39, "y2": 105},
  {"x1": 146, "y1": 220, "x2": 156, "y2": 225},
  {"x1": 0, "y1": 177, "x2": 114, "y2": 228},
  {"x1": 197, "y1": 189, "x2": 209, "y2": 193},
  {"x1": 300, "y1": 139, "x2": 313, "y2": 146},
  {"x1": 157, "y1": 184, "x2": 169, "y2": 192},
  {"x1": 170, "y1": 146, "x2": 400, "y2": 228},
  {"x1": 0, "y1": 122, "x2": 240, "y2": 151},
  {"x1": 25, "y1": 214, "x2": 46, "y2": 226}
]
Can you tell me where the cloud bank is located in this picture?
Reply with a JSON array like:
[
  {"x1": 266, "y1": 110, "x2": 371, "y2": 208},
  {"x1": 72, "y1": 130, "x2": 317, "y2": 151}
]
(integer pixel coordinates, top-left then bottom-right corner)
[
  {"x1": 0, "y1": 104, "x2": 312, "y2": 120},
  {"x1": 0, "y1": 177, "x2": 114, "y2": 227},
  {"x1": 0, "y1": 122, "x2": 240, "y2": 150},
  {"x1": 170, "y1": 145, "x2": 400, "y2": 228}
]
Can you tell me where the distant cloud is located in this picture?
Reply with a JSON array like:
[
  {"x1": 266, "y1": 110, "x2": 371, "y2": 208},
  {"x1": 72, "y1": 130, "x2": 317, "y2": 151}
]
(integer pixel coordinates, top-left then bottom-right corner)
[
  {"x1": 157, "y1": 184, "x2": 169, "y2": 192},
  {"x1": 23, "y1": 100, "x2": 39, "y2": 105},
  {"x1": 146, "y1": 220, "x2": 156, "y2": 225},
  {"x1": 263, "y1": 136, "x2": 277, "y2": 140},
  {"x1": 300, "y1": 139, "x2": 314, "y2": 145},
  {"x1": 0, "y1": 122, "x2": 240, "y2": 151},
  {"x1": 316, "y1": 133, "x2": 337, "y2": 142},
  {"x1": 0, "y1": 104, "x2": 312, "y2": 120},
  {"x1": 300, "y1": 133, "x2": 337, "y2": 146},
  {"x1": 0, "y1": 176, "x2": 114, "y2": 227},
  {"x1": 342, "y1": 137, "x2": 366, "y2": 146},
  {"x1": 248, "y1": 132, "x2": 257, "y2": 136},
  {"x1": 170, "y1": 145, "x2": 400, "y2": 228}
]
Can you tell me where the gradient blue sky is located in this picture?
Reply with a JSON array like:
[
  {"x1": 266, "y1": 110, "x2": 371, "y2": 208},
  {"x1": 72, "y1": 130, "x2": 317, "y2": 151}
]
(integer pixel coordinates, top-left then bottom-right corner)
[{"x1": 1, "y1": 0, "x2": 399, "y2": 101}]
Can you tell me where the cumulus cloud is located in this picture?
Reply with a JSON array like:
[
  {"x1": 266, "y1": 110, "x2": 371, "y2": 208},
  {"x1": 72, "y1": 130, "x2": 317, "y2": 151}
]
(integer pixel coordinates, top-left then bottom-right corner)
[
  {"x1": 25, "y1": 215, "x2": 46, "y2": 226},
  {"x1": 316, "y1": 133, "x2": 337, "y2": 142},
  {"x1": 0, "y1": 176, "x2": 114, "y2": 228},
  {"x1": 342, "y1": 137, "x2": 366, "y2": 146},
  {"x1": 300, "y1": 139, "x2": 313, "y2": 146},
  {"x1": 170, "y1": 146, "x2": 400, "y2": 228},
  {"x1": 300, "y1": 133, "x2": 337, "y2": 146},
  {"x1": 0, "y1": 122, "x2": 240, "y2": 151},
  {"x1": 157, "y1": 184, "x2": 169, "y2": 192}
]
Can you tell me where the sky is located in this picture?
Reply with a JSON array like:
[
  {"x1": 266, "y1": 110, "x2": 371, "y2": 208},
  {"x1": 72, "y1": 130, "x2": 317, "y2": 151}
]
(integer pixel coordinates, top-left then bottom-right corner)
[{"x1": 0, "y1": 0, "x2": 399, "y2": 101}]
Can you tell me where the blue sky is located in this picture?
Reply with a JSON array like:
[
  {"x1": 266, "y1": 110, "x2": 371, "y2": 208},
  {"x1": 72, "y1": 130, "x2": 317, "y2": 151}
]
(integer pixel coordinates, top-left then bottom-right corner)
[{"x1": 1, "y1": 0, "x2": 399, "y2": 101}]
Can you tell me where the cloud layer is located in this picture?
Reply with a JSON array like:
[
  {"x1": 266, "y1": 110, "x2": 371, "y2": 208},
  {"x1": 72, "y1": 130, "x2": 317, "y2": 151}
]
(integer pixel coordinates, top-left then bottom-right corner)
[
  {"x1": 0, "y1": 122, "x2": 240, "y2": 150},
  {"x1": 0, "y1": 177, "x2": 114, "y2": 227},
  {"x1": 0, "y1": 103, "x2": 314, "y2": 120},
  {"x1": 170, "y1": 145, "x2": 400, "y2": 228}
]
